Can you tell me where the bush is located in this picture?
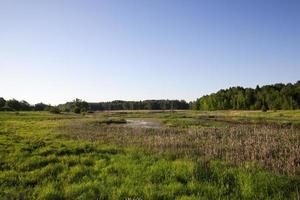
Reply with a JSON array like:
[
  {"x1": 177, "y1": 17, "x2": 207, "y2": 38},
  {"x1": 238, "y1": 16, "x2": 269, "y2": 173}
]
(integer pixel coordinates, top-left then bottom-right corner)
[
  {"x1": 0, "y1": 105, "x2": 14, "y2": 111},
  {"x1": 261, "y1": 105, "x2": 268, "y2": 112},
  {"x1": 49, "y1": 107, "x2": 61, "y2": 114},
  {"x1": 74, "y1": 107, "x2": 81, "y2": 114}
]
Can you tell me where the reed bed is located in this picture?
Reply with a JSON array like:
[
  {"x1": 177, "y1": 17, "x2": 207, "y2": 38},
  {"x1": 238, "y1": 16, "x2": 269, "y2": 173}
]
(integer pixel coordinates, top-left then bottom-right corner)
[{"x1": 59, "y1": 121, "x2": 300, "y2": 175}]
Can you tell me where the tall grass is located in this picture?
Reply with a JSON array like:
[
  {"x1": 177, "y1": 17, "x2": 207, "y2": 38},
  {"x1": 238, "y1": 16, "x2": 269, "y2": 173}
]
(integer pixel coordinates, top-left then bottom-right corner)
[
  {"x1": 1, "y1": 136, "x2": 299, "y2": 199},
  {"x1": 0, "y1": 111, "x2": 299, "y2": 199},
  {"x1": 60, "y1": 121, "x2": 300, "y2": 175}
]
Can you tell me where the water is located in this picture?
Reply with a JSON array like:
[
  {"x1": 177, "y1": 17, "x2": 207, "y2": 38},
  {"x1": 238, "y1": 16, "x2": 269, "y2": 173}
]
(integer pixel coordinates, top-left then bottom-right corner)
[{"x1": 126, "y1": 119, "x2": 162, "y2": 129}]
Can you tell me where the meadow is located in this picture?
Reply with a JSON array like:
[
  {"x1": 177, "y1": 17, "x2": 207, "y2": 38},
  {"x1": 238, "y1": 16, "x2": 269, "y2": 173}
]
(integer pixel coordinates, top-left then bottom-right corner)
[{"x1": 0, "y1": 110, "x2": 299, "y2": 199}]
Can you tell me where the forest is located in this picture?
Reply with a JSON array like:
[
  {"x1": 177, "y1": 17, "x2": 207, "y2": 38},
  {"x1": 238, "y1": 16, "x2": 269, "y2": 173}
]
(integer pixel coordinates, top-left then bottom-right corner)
[
  {"x1": 1, "y1": 81, "x2": 299, "y2": 113},
  {"x1": 60, "y1": 100, "x2": 189, "y2": 112},
  {"x1": 192, "y1": 81, "x2": 300, "y2": 111},
  {"x1": 0, "y1": 98, "x2": 189, "y2": 113}
]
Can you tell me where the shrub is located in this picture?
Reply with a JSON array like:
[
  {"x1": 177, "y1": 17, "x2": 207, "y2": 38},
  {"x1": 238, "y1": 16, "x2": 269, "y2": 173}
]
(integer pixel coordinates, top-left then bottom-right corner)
[
  {"x1": 74, "y1": 107, "x2": 81, "y2": 114},
  {"x1": 261, "y1": 105, "x2": 268, "y2": 112},
  {"x1": 0, "y1": 105, "x2": 14, "y2": 111},
  {"x1": 49, "y1": 107, "x2": 61, "y2": 114}
]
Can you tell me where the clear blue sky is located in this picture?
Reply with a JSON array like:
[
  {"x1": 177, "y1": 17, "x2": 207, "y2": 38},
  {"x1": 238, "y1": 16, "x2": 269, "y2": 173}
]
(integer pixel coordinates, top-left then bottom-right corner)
[{"x1": 0, "y1": 0, "x2": 299, "y2": 105}]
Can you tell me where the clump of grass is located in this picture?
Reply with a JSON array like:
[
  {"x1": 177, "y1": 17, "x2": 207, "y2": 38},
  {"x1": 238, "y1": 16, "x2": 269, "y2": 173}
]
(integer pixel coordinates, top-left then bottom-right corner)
[
  {"x1": 64, "y1": 181, "x2": 107, "y2": 200},
  {"x1": 33, "y1": 183, "x2": 63, "y2": 200},
  {"x1": 172, "y1": 160, "x2": 194, "y2": 184},
  {"x1": 148, "y1": 160, "x2": 172, "y2": 183},
  {"x1": 17, "y1": 155, "x2": 58, "y2": 171}
]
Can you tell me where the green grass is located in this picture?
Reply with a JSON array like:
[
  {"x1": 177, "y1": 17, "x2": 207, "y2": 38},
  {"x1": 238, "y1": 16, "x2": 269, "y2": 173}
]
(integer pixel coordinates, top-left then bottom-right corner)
[{"x1": 0, "y1": 111, "x2": 299, "y2": 199}]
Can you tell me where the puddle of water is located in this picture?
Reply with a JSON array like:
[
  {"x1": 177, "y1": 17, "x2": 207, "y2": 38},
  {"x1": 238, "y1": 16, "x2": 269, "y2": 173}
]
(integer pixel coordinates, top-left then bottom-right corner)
[{"x1": 126, "y1": 119, "x2": 162, "y2": 129}]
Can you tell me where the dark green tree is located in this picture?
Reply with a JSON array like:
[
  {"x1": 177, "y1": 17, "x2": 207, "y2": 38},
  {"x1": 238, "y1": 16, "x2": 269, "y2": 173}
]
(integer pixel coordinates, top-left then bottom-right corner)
[
  {"x1": 0, "y1": 97, "x2": 6, "y2": 108},
  {"x1": 34, "y1": 103, "x2": 48, "y2": 111}
]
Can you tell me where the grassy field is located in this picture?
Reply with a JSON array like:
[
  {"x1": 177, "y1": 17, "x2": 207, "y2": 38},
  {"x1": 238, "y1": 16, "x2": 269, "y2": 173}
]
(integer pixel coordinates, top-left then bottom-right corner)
[{"x1": 0, "y1": 110, "x2": 299, "y2": 199}]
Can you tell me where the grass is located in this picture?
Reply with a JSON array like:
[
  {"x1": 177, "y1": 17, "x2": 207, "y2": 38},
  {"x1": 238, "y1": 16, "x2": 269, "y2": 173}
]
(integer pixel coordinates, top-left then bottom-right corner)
[{"x1": 0, "y1": 111, "x2": 299, "y2": 199}]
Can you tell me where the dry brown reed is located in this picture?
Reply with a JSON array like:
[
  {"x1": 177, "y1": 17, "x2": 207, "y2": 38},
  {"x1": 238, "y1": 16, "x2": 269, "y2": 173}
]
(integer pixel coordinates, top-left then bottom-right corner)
[{"x1": 58, "y1": 120, "x2": 300, "y2": 175}]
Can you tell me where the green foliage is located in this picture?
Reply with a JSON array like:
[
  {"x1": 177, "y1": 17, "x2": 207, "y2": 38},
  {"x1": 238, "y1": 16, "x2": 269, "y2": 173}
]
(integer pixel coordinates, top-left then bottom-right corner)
[
  {"x1": 0, "y1": 97, "x2": 6, "y2": 108},
  {"x1": 74, "y1": 106, "x2": 81, "y2": 114},
  {"x1": 50, "y1": 99, "x2": 189, "y2": 113},
  {"x1": 261, "y1": 105, "x2": 268, "y2": 112},
  {"x1": 0, "y1": 99, "x2": 32, "y2": 111},
  {"x1": 49, "y1": 107, "x2": 61, "y2": 114},
  {"x1": 62, "y1": 99, "x2": 189, "y2": 111},
  {"x1": 34, "y1": 103, "x2": 48, "y2": 111},
  {"x1": 58, "y1": 98, "x2": 89, "y2": 114},
  {"x1": 1, "y1": 81, "x2": 299, "y2": 113},
  {"x1": 0, "y1": 99, "x2": 49, "y2": 111},
  {"x1": 194, "y1": 81, "x2": 300, "y2": 111}
]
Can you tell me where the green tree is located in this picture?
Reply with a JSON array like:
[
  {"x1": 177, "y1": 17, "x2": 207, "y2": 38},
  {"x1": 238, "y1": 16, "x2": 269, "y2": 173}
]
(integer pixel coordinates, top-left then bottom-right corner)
[
  {"x1": 194, "y1": 81, "x2": 300, "y2": 111},
  {"x1": 71, "y1": 99, "x2": 89, "y2": 113},
  {"x1": 34, "y1": 103, "x2": 48, "y2": 111},
  {"x1": 49, "y1": 107, "x2": 61, "y2": 114},
  {"x1": 0, "y1": 97, "x2": 6, "y2": 108},
  {"x1": 5, "y1": 99, "x2": 21, "y2": 111}
]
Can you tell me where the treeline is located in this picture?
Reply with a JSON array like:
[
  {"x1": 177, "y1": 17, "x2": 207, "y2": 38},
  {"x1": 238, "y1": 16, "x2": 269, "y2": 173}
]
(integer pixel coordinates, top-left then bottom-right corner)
[
  {"x1": 0, "y1": 98, "x2": 189, "y2": 113},
  {"x1": 192, "y1": 81, "x2": 300, "y2": 111},
  {"x1": 58, "y1": 99, "x2": 189, "y2": 112},
  {"x1": 1, "y1": 81, "x2": 299, "y2": 113},
  {"x1": 89, "y1": 100, "x2": 189, "y2": 110},
  {"x1": 0, "y1": 98, "x2": 51, "y2": 111}
]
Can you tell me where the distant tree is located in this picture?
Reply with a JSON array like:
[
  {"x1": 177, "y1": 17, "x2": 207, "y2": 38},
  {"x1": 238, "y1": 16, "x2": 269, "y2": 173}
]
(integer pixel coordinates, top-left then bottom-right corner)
[
  {"x1": 5, "y1": 99, "x2": 21, "y2": 111},
  {"x1": 236, "y1": 91, "x2": 246, "y2": 109},
  {"x1": 261, "y1": 105, "x2": 268, "y2": 112},
  {"x1": 1, "y1": 104, "x2": 14, "y2": 111},
  {"x1": 88, "y1": 103, "x2": 103, "y2": 111},
  {"x1": 194, "y1": 81, "x2": 300, "y2": 111},
  {"x1": 3, "y1": 99, "x2": 31, "y2": 111},
  {"x1": 49, "y1": 107, "x2": 61, "y2": 114},
  {"x1": 19, "y1": 100, "x2": 31, "y2": 111},
  {"x1": 190, "y1": 101, "x2": 199, "y2": 110},
  {"x1": 70, "y1": 99, "x2": 89, "y2": 113},
  {"x1": 0, "y1": 97, "x2": 6, "y2": 108},
  {"x1": 34, "y1": 103, "x2": 48, "y2": 111},
  {"x1": 74, "y1": 106, "x2": 81, "y2": 114}
]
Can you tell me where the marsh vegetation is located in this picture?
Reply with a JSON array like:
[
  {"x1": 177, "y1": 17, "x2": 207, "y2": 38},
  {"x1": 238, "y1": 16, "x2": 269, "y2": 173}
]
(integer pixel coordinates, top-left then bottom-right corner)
[{"x1": 0, "y1": 110, "x2": 299, "y2": 199}]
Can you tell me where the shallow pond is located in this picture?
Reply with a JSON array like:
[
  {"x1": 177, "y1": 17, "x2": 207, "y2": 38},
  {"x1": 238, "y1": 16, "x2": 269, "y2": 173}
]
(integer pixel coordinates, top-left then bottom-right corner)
[{"x1": 125, "y1": 119, "x2": 162, "y2": 129}]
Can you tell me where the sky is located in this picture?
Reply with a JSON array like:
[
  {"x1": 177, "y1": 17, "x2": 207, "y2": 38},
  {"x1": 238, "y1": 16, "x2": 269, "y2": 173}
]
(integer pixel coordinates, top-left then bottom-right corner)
[{"x1": 0, "y1": 0, "x2": 299, "y2": 105}]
